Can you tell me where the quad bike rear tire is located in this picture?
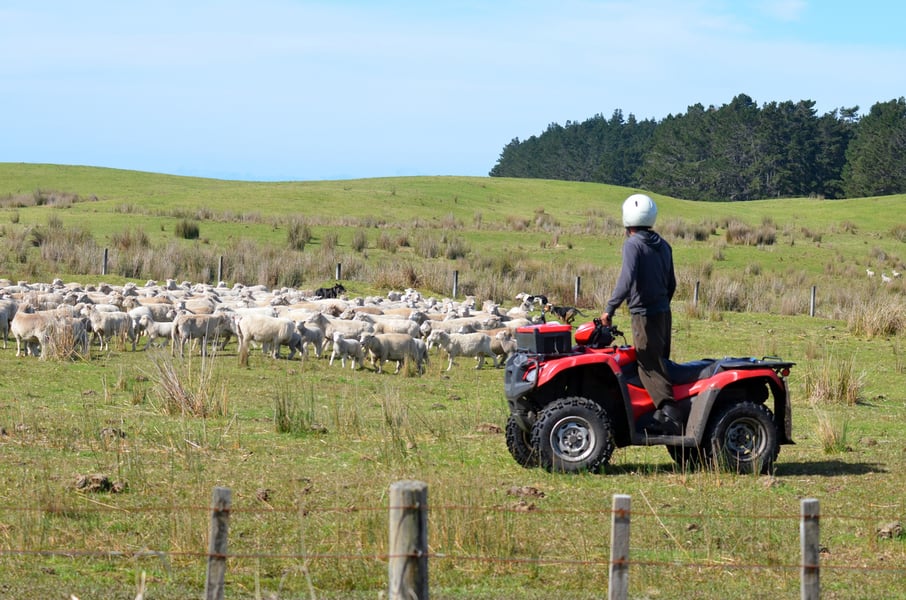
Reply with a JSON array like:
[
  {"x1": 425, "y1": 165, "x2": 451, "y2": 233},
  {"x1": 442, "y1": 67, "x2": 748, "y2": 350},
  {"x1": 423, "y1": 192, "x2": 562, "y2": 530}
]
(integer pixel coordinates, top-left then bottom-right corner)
[
  {"x1": 531, "y1": 397, "x2": 614, "y2": 474},
  {"x1": 704, "y1": 401, "x2": 779, "y2": 475},
  {"x1": 505, "y1": 415, "x2": 539, "y2": 468}
]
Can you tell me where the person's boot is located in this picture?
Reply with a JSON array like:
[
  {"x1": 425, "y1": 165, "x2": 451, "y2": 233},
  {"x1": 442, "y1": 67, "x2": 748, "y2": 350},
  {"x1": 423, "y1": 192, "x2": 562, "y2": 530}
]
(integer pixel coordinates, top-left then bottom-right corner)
[{"x1": 653, "y1": 401, "x2": 684, "y2": 435}]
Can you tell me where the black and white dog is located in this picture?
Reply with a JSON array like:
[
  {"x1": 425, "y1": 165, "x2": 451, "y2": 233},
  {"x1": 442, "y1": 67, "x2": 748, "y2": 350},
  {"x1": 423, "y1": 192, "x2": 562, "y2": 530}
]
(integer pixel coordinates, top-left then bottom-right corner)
[
  {"x1": 515, "y1": 292, "x2": 548, "y2": 309},
  {"x1": 542, "y1": 303, "x2": 586, "y2": 324}
]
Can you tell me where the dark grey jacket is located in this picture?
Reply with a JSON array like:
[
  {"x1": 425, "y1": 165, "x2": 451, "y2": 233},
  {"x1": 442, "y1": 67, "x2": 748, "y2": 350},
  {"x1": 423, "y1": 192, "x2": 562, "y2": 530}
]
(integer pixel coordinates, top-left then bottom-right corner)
[{"x1": 605, "y1": 230, "x2": 676, "y2": 316}]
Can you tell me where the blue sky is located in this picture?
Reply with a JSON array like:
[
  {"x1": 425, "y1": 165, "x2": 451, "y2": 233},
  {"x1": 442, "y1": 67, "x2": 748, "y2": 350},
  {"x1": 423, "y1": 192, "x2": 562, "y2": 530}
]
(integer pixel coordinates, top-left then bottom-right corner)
[{"x1": 2, "y1": 1, "x2": 904, "y2": 182}]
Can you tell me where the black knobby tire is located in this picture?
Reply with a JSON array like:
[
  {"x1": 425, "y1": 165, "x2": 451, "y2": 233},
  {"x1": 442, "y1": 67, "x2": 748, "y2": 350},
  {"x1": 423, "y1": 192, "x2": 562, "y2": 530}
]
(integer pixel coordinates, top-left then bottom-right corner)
[
  {"x1": 505, "y1": 415, "x2": 539, "y2": 468},
  {"x1": 704, "y1": 401, "x2": 779, "y2": 475},
  {"x1": 530, "y1": 397, "x2": 614, "y2": 474}
]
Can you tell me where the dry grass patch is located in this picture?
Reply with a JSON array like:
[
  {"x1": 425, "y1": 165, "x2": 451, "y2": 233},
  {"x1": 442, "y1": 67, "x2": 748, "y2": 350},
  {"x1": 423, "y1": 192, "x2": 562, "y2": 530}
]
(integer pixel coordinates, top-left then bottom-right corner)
[{"x1": 803, "y1": 353, "x2": 863, "y2": 406}]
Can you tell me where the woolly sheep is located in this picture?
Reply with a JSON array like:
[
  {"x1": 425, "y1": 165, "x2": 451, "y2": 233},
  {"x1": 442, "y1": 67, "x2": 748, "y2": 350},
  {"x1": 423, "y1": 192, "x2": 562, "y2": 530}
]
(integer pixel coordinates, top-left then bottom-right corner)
[
  {"x1": 86, "y1": 307, "x2": 137, "y2": 352},
  {"x1": 490, "y1": 330, "x2": 517, "y2": 368},
  {"x1": 136, "y1": 314, "x2": 174, "y2": 350},
  {"x1": 171, "y1": 312, "x2": 232, "y2": 357},
  {"x1": 295, "y1": 320, "x2": 326, "y2": 358},
  {"x1": 359, "y1": 332, "x2": 422, "y2": 374},
  {"x1": 329, "y1": 331, "x2": 365, "y2": 370},
  {"x1": 425, "y1": 329, "x2": 497, "y2": 371},
  {"x1": 234, "y1": 313, "x2": 297, "y2": 363},
  {"x1": 10, "y1": 308, "x2": 55, "y2": 357}
]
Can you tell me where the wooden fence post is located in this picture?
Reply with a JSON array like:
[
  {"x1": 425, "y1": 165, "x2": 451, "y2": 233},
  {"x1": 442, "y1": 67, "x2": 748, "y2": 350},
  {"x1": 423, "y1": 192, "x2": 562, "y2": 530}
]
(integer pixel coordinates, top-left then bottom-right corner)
[
  {"x1": 205, "y1": 486, "x2": 232, "y2": 600},
  {"x1": 102, "y1": 248, "x2": 109, "y2": 276},
  {"x1": 809, "y1": 286, "x2": 817, "y2": 317},
  {"x1": 800, "y1": 498, "x2": 820, "y2": 600},
  {"x1": 336, "y1": 262, "x2": 342, "y2": 281},
  {"x1": 452, "y1": 270, "x2": 459, "y2": 299},
  {"x1": 609, "y1": 494, "x2": 631, "y2": 600},
  {"x1": 574, "y1": 275, "x2": 581, "y2": 305},
  {"x1": 388, "y1": 480, "x2": 429, "y2": 600},
  {"x1": 693, "y1": 281, "x2": 700, "y2": 307},
  {"x1": 217, "y1": 255, "x2": 224, "y2": 284}
]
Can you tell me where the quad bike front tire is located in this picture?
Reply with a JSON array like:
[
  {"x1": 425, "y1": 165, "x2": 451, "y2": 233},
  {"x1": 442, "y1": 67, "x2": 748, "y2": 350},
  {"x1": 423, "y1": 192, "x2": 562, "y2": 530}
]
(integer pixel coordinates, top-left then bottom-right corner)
[
  {"x1": 704, "y1": 401, "x2": 779, "y2": 475},
  {"x1": 505, "y1": 415, "x2": 539, "y2": 468},
  {"x1": 531, "y1": 397, "x2": 614, "y2": 474}
]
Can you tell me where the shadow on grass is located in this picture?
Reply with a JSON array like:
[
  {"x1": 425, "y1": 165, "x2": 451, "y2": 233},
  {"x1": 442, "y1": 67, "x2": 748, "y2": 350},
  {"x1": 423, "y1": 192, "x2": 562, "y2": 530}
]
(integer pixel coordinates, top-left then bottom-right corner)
[
  {"x1": 775, "y1": 459, "x2": 888, "y2": 476},
  {"x1": 603, "y1": 459, "x2": 887, "y2": 477}
]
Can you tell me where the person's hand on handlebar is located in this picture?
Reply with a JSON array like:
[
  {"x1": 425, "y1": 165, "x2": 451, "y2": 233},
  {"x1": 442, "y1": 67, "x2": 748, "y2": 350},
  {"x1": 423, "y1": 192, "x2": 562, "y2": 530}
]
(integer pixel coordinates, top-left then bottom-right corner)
[{"x1": 600, "y1": 312, "x2": 612, "y2": 327}]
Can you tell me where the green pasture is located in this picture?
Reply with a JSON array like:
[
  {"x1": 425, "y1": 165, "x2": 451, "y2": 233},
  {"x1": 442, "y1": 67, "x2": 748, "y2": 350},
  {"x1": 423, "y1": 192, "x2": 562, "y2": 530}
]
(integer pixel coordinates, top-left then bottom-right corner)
[{"x1": 0, "y1": 164, "x2": 904, "y2": 599}]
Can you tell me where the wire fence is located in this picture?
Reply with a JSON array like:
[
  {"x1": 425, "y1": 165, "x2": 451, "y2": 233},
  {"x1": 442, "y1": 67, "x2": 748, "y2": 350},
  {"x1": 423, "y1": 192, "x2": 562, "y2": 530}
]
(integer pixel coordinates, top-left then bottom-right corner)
[{"x1": 2, "y1": 483, "x2": 904, "y2": 599}]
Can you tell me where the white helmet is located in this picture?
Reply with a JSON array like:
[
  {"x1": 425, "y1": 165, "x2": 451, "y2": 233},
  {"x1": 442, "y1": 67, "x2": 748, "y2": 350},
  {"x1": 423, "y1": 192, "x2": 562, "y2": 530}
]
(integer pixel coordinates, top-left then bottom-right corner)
[{"x1": 622, "y1": 193, "x2": 657, "y2": 228}]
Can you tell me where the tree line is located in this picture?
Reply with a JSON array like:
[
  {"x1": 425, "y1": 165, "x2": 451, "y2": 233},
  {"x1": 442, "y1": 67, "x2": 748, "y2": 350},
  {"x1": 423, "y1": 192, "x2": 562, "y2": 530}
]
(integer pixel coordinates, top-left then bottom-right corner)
[{"x1": 489, "y1": 94, "x2": 906, "y2": 201}]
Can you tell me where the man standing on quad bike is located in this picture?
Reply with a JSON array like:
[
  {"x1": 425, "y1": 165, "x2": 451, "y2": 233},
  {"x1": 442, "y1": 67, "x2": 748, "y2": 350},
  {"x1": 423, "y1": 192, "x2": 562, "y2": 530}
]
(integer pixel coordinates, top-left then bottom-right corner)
[{"x1": 601, "y1": 193, "x2": 681, "y2": 434}]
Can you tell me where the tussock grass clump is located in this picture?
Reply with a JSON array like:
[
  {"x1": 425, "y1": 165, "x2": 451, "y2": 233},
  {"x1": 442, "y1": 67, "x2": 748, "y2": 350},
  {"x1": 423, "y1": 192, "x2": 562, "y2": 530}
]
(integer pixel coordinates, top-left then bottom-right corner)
[
  {"x1": 413, "y1": 232, "x2": 442, "y2": 259},
  {"x1": 274, "y1": 385, "x2": 323, "y2": 435},
  {"x1": 41, "y1": 318, "x2": 89, "y2": 361},
  {"x1": 847, "y1": 296, "x2": 906, "y2": 337},
  {"x1": 891, "y1": 223, "x2": 906, "y2": 242},
  {"x1": 803, "y1": 353, "x2": 863, "y2": 406},
  {"x1": 321, "y1": 231, "x2": 338, "y2": 251},
  {"x1": 145, "y1": 351, "x2": 228, "y2": 417},
  {"x1": 350, "y1": 229, "x2": 368, "y2": 252},
  {"x1": 110, "y1": 227, "x2": 150, "y2": 251},
  {"x1": 0, "y1": 189, "x2": 89, "y2": 209},
  {"x1": 174, "y1": 219, "x2": 200, "y2": 240},
  {"x1": 814, "y1": 410, "x2": 849, "y2": 453},
  {"x1": 443, "y1": 235, "x2": 469, "y2": 260},
  {"x1": 661, "y1": 218, "x2": 714, "y2": 241},
  {"x1": 287, "y1": 217, "x2": 311, "y2": 250},
  {"x1": 723, "y1": 217, "x2": 776, "y2": 246}
]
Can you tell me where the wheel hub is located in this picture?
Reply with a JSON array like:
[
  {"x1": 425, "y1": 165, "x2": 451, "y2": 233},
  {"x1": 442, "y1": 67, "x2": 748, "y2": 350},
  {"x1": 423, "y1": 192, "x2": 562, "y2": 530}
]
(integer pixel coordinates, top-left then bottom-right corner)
[
  {"x1": 726, "y1": 419, "x2": 762, "y2": 456},
  {"x1": 552, "y1": 418, "x2": 596, "y2": 462}
]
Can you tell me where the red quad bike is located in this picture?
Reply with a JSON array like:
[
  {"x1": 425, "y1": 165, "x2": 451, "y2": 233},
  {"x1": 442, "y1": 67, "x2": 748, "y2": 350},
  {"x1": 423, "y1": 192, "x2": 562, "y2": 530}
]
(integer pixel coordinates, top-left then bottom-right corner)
[{"x1": 503, "y1": 320, "x2": 795, "y2": 474}]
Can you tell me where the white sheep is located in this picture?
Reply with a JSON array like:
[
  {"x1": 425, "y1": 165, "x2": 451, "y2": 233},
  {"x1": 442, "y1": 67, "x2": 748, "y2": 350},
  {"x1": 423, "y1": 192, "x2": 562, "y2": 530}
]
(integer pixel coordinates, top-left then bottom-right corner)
[
  {"x1": 171, "y1": 312, "x2": 233, "y2": 357},
  {"x1": 136, "y1": 314, "x2": 175, "y2": 350},
  {"x1": 86, "y1": 307, "x2": 137, "y2": 351},
  {"x1": 0, "y1": 297, "x2": 19, "y2": 349},
  {"x1": 425, "y1": 329, "x2": 497, "y2": 371},
  {"x1": 412, "y1": 337, "x2": 429, "y2": 374},
  {"x1": 329, "y1": 331, "x2": 364, "y2": 369},
  {"x1": 305, "y1": 312, "x2": 374, "y2": 348},
  {"x1": 10, "y1": 308, "x2": 56, "y2": 357},
  {"x1": 882, "y1": 273, "x2": 893, "y2": 284},
  {"x1": 359, "y1": 332, "x2": 422, "y2": 374},
  {"x1": 294, "y1": 320, "x2": 326, "y2": 358},
  {"x1": 353, "y1": 312, "x2": 421, "y2": 338},
  {"x1": 490, "y1": 330, "x2": 517, "y2": 367},
  {"x1": 235, "y1": 313, "x2": 297, "y2": 363},
  {"x1": 867, "y1": 268, "x2": 876, "y2": 277}
]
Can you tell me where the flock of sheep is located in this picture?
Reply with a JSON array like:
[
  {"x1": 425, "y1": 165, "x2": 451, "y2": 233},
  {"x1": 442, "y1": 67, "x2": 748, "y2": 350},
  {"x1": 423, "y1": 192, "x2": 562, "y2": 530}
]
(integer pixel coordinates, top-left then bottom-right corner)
[{"x1": 0, "y1": 278, "x2": 550, "y2": 373}]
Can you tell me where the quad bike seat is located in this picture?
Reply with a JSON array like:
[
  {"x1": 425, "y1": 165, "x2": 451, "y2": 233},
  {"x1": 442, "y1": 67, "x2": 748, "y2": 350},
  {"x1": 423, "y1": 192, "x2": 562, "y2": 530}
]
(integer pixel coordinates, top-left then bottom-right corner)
[
  {"x1": 664, "y1": 359, "x2": 719, "y2": 384},
  {"x1": 626, "y1": 357, "x2": 775, "y2": 387}
]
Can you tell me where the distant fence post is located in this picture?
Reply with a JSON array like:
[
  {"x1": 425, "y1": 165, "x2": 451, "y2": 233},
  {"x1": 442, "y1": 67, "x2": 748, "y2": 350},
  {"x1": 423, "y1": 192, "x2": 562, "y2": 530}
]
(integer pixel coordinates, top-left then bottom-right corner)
[
  {"x1": 452, "y1": 270, "x2": 459, "y2": 299},
  {"x1": 693, "y1": 281, "x2": 700, "y2": 307},
  {"x1": 574, "y1": 276, "x2": 581, "y2": 305},
  {"x1": 389, "y1": 480, "x2": 428, "y2": 600},
  {"x1": 809, "y1": 286, "x2": 817, "y2": 317},
  {"x1": 800, "y1": 498, "x2": 820, "y2": 600},
  {"x1": 336, "y1": 263, "x2": 342, "y2": 281},
  {"x1": 205, "y1": 487, "x2": 232, "y2": 600},
  {"x1": 217, "y1": 256, "x2": 224, "y2": 284},
  {"x1": 609, "y1": 494, "x2": 631, "y2": 600},
  {"x1": 102, "y1": 248, "x2": 108, "y2": 276}
]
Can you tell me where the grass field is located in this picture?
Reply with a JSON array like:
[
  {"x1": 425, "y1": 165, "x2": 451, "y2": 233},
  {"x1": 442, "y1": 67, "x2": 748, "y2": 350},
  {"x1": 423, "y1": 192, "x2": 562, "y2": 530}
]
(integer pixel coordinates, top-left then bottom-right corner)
[{"x1": 0, "y1": 164, "x2": 905, "y2": 599}]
